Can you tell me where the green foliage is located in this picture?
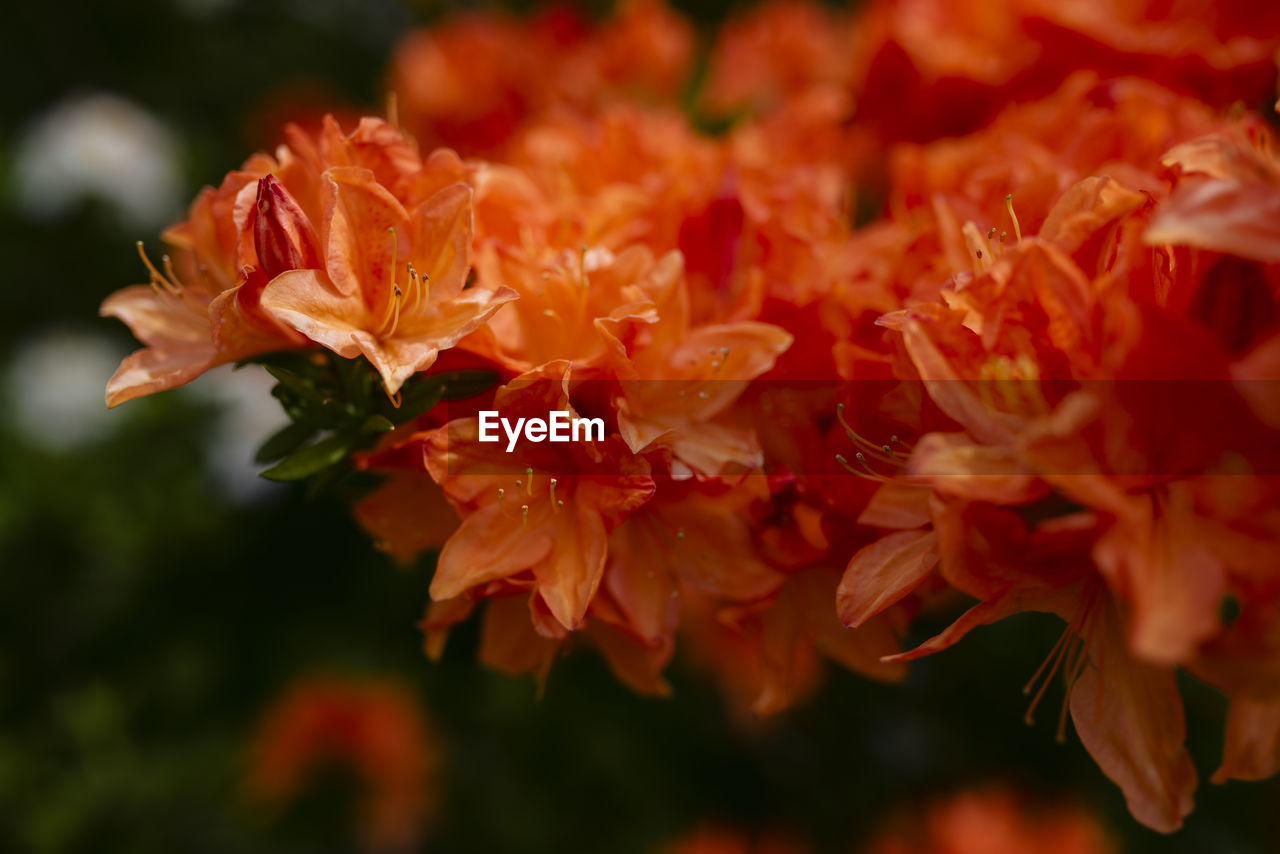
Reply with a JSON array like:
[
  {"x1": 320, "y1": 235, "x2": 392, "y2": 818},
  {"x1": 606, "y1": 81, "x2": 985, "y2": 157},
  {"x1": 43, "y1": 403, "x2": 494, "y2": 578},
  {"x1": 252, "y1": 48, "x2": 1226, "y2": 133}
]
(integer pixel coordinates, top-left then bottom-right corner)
[{"x1": 242, "y1": 351, "x2": 497, "y2": 484}]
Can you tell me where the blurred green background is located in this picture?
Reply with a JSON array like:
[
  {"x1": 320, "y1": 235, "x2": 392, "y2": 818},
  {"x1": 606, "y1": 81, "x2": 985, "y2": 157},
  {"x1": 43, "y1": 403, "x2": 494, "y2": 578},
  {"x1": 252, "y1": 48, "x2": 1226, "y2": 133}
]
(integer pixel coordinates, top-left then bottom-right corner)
[{"x1": 0, "y1": 1, "x2": 1276, "y2": 852}]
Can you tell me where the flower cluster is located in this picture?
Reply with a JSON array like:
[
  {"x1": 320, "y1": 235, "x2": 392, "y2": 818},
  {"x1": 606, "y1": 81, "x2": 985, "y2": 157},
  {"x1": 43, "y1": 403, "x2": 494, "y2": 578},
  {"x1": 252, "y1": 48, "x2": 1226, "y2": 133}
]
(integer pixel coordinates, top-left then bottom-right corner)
[{"x1": 100, "y1": 0, "x2": 1280, "y2": 833}]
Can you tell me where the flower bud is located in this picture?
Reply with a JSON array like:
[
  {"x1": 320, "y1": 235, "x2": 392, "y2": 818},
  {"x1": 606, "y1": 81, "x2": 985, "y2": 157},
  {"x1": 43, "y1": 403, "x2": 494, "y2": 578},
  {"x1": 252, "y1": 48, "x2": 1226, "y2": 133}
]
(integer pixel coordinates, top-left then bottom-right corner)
[{"x1": 253, "y1": 174, "x2": 321, "y2": 279}]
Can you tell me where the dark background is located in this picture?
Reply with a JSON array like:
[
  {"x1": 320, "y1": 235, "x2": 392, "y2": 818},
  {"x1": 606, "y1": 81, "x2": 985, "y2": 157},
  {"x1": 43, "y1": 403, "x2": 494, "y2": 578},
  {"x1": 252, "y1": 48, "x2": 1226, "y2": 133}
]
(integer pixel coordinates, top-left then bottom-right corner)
[{"x1": 0, "y1": 1, "x2": 1276, "y2": 851}]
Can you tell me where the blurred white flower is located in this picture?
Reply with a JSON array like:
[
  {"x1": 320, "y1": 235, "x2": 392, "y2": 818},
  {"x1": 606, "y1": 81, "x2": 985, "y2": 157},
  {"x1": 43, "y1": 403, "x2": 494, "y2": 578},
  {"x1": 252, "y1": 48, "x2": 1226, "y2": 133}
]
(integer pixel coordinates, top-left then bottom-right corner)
[
  {"x1": 5, "y1": 328, "x2": 125, "y2": 452},
  {"x1": 13, "y1": 93, "x2": 182, "y2": 229},
  {"x1": 189, "y1": 365, "x2": 290, "y2": 504}
]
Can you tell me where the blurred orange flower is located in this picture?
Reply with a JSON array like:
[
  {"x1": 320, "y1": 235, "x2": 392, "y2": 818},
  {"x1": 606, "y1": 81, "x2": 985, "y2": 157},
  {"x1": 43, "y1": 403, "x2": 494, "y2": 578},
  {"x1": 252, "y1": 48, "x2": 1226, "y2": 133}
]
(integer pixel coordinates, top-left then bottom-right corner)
[
  {"x1": 864, "y1": 787, "x2": 1116, "y2": 854},
  {"x1": 245, "y1": 675, "x2": 436, "y2": 854}
]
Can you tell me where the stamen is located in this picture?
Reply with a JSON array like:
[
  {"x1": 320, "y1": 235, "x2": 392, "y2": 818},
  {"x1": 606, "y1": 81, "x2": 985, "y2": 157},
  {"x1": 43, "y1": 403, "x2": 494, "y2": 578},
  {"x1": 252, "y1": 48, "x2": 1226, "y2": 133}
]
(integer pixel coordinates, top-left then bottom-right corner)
[
  {"x1": 376, "y1": 228, "x2": 403, "y2": 337},
  {"x1": 136, "y1": 242, "x2": 179, "y2": 295},
  {"x1": 161, "y1": 255, "x2": 186, "y2": 293},
  {"x1": 835, "y1": 403, "x2": 903, "y2": 466},
  {"x1": 1005, "y1": 193, "x2": 1023, "y2": 243},
  {"x1": 384, "y1": 285, "x2": 404, "y2": 338},
  {"x1": 1023, "y1": 625, "x2": 1072, "y2": 700},
  {"x1": 549, "y1": 477, "x2": 558, "y2": 511},
  {"x1": 525, "y1": 467, "x2": 534, "y2": 496},
  {"x1": 402, "y1": 264, "x2": 420, "y2": 315},
  {"x1": 521, "y1": 504, "x2": 529, "y2": 526},
  {"x1": 1023, "y1": 630, "x2": 1072, "y2": 726},
  {"x1": 835, "y1": 453, "x2": 890, "y2": 483},
  {"x1": 1056, "y1": 640, "x2": 1091, "y2": 743},
  {"x1": 1023, "y1": 588, "x2": 1097, "y2": 731}
]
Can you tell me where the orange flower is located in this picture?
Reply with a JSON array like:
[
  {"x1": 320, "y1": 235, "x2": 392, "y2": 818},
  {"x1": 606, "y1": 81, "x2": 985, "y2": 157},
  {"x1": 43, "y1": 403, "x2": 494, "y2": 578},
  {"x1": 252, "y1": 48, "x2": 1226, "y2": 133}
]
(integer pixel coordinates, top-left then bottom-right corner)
[
  {"x1": 500, "y1": 103, "x2": 723, "y2": 253},
  {"x1": 864, "y1": 786, "x2": 1117, "y2": 854},
  {"x1": 463, "y1": 244, "x2": 661, "y2": 375},
  {"x1": 833, "y1": 109, "x2": 1280, "y2": 826},
  {"x1": 351, "y1": 469, "x2": 459, "y2": 566},
  {"x1": 698, "y1": 0, "x2": 853, "y2": 118},
  {"x1": 602, "y1": 252, "x2": 794, "y2": 475},
  {"x1": 553, "y1": 0, "x2": 694, "y2": 108},
  {"x1": 389, "y1": 10, "x2": 572, "y2": 157},
  {"x1": 102, "y1": 115, "x2": 509, "y2": 404},
  {"x1": 682, "y1": 567, "x2": 907, "y2": 718},
  {"x1": 390, "y1": 2, "x2": 694, "y2": 159},
  {"x1": 245, "y1": 675, "x2": 436, "y2": 854},
  {"x1": 876, "y1": 502, "x2": 1198, "y2": 832},
  {"x1": 423, "y1": 361, "x2": 655, "y2": 631},
  {"x1": 596, "y1": 477, "x2": 786, "y2": 681},
  {"x1": 100, "y1": 162, "x2": 303, "y2": 407},
  {"x1": 258, "y1": 168, "x2": 516, "y2": 397},
  {"x1": 849, "y1": 0, "x2": 1280, "y2": 142}
]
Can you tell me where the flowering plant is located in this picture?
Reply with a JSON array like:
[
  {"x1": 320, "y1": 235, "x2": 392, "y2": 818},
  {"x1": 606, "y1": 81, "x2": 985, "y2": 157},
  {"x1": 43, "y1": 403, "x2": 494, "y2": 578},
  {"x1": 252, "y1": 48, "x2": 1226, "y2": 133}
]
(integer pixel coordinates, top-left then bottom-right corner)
[{"x1": 100, "y1": 0, "x2": 1280, "y2": 835}]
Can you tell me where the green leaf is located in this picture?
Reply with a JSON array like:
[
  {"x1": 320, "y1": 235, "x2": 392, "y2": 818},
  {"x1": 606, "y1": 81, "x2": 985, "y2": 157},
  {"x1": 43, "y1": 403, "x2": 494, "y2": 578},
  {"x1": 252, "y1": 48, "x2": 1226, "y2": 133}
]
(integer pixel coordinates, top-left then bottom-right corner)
[
  {"x1": 263, "y1": 365, "x2": 329, "y2": 408},
  {"x1": 361, "y1": 415, "x2": 396, "y2": 434},
  {"x1": 393, "y1": 384, "x2": 445, "y2": 423},
  {"x1": 258, "y1": 433, "x2": 354, "y2": 482},
  {"x1": 254, "y1": 421, "x2": 318, "y2": 464},
  {"x1": 336, "y1": 354, "x2": 374, "y2": 409}
]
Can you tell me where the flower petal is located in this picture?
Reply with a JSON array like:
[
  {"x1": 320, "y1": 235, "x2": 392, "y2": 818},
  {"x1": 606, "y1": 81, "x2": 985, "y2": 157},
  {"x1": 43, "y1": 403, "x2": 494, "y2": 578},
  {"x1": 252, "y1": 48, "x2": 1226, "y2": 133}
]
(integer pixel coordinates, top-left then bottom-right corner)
[
  {"x1": 1069, "y1": 600, "x2": 1197, "y2": 833},
  {"x1": 532, "y1": 499, "x2": 609, "y2": 630},
  {"x1": 837, "y1": 529, "x2": 938, "y2": 627},
  {"x1": 1212, "y1": 698, "x2": 1280, "y2": 783},
  {"x1": 430, "y1": 503, "x2": 554, "y2": 601}
]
